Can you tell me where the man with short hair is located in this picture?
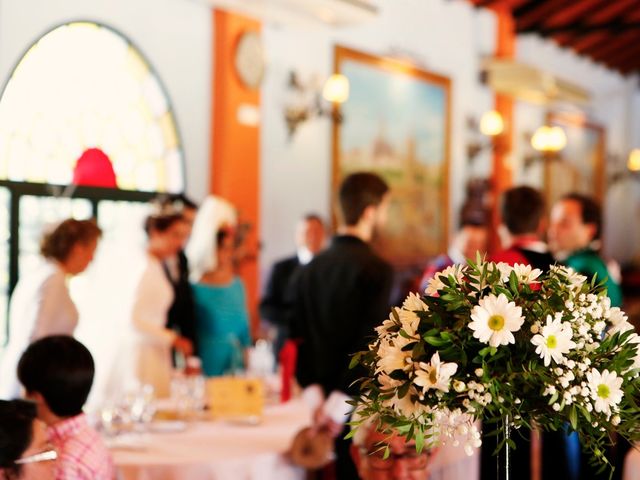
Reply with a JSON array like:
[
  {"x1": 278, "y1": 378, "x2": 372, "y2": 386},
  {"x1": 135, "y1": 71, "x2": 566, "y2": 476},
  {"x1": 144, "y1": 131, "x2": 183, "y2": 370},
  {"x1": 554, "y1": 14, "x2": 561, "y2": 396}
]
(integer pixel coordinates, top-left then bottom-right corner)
[
  {"x1": 548, "y1": 193, "x2": 622, "y2": 307},
  {"x1": 292, "y1": 172, "x2": 393, "y2": 479},
  {"x1": 17, "y1": 336, "x2": 114, "y2": 480},
  {"x1": 492, "y1": 186, "x2": 554, "y2": 271},
  {"x1": 350, "y1": 416, "x2": 437, "y2": 480},
  {"x1": 260, "y1": 214, "x2": 327, "y2": 356}
]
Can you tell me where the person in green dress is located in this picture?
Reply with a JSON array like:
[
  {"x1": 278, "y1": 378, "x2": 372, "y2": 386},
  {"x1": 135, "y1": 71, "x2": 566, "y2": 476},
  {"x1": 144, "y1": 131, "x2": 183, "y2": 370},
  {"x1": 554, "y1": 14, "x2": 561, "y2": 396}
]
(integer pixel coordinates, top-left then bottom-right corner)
[
  {"x1": 191, "y1": 227, "x2": 251, "y2": 376},
  {"x1": 548, "y1": 193, "x2": 622, "y2": 307}
]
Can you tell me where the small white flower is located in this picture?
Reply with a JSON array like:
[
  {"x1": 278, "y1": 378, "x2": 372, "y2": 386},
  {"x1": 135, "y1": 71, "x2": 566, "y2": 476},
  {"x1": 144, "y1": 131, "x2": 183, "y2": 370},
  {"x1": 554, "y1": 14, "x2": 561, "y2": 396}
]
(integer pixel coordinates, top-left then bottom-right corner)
[
  {"x1": 385, "y1": 387, "x2": 430, "y2": 419},
  {"x1": 530, "y1": 324, "x2": 540, "y2": 334},
  {"x1": 612, "y1": 415, "x2": 621, "y2": 426},
  {"x1": 475, "y1": 368, "x2": 484, "y2": 377},
  {"x1": 425, "y1": 265, "x2": 465, "y2": 296},
  {"x1": 469, "y1": 293, "x2": 525, "y2": 347},
  {"x1": 531, "y1": 316, "x2": 577, "y2": 367},
  {"x1": 587, "y1": 369, "x2": 624, "y2": 416},
  {"x1": 413, "y1": 352, "x2": 458, "y2": 393},
  {"x1": 375, "y1": 312, "x2": 397, "y2": 337},
  {"x1": 553, "y1": 403, "x2": 561, "y2": 411},
  {"x1": 378, "y1": 373, "x2": 402, "y2": 390},
  {"x1": 453, "y1": 380, "x2": 466, "y2": 392}
]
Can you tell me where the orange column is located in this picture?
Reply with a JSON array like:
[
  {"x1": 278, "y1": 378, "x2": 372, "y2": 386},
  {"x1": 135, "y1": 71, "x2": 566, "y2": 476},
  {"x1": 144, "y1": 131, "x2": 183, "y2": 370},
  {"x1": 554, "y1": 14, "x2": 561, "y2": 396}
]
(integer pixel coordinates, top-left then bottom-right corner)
[
  {"x1": 490, "y1": 4, "x2": 516, "y2": 253},
  {"x1": 212, "y1": 10, "x2": 261, "y2": 336}
]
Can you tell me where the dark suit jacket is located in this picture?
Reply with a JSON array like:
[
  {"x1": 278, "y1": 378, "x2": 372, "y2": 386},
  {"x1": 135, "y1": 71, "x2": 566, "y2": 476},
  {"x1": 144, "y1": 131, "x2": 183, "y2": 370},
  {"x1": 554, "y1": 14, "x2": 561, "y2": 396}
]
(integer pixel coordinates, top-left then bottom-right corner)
[
  {"x1": 291, "y1": 235, "x2": 393, "y2": 396},
  {"x1": 260, "y1": 255, "x2": 301, "y2": 355},
  {"x1": 164, "y1": 250, "x2": 197, "y2": 354}
]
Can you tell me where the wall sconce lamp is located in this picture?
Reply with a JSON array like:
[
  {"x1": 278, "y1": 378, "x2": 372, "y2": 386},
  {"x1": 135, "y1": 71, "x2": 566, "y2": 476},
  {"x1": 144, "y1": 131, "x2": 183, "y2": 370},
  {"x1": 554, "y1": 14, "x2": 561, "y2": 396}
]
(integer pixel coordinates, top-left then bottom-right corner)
[
  {"x1": 609, "y1": 149, "x2": 640, "y2": 185},
  {"x1": 467, "y1": 110, "x2": 506, "y2": 162},
  {"x1": 284, "y1": 72, "x2": 349, "y2": 138},
  {"x1": 523, "y1": 124, "x2": 568, "y2": 169}
]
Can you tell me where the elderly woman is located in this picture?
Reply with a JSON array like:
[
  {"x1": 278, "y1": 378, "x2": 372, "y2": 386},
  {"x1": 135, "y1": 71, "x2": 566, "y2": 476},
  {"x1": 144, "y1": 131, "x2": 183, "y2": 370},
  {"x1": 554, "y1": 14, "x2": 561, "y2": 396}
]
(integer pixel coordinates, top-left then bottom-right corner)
[
  {"x1": 0, "y1": 219, "x2": 101, "y2": 398},
  {"x1": 0, "y1": 400, "x2": 56, "y2": 480}
]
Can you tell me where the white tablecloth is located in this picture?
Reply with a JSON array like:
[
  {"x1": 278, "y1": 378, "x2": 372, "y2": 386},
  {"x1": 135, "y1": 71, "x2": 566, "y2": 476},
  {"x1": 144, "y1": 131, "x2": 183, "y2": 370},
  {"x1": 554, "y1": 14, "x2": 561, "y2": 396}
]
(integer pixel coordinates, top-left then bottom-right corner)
[{"x1": 112, "y1": 400, "x2": 311, "y2": 480}]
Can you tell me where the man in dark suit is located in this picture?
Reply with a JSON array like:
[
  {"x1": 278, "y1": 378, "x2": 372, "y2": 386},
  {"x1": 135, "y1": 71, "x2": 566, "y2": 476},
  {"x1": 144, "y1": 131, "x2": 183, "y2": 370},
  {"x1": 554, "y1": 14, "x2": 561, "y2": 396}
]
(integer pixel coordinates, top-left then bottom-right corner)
[
  {"x1": 159, "y1": 194, "x2": 199, "y2": 362},
  {"x1": 260, "y1": 214, "x2": 326, "y2": 357},
  {"x1": 291, "y1": 172, "x2": 393, "y2": 479}
]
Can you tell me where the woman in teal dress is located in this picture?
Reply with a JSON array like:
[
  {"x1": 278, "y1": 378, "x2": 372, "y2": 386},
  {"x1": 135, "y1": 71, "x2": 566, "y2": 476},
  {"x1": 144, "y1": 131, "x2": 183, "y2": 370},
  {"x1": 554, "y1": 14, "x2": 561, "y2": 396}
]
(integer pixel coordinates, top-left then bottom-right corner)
[{"x1": 192, "y1": 227, "x2": 251, "y2": 376}]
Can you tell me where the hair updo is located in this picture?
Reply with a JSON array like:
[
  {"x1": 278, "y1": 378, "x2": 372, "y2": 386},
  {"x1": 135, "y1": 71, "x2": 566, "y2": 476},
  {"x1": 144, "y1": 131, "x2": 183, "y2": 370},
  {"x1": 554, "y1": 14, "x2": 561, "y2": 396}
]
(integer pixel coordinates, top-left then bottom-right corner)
[{"x1": 40, "y1": 219, "x2": 102, "y2": 262}]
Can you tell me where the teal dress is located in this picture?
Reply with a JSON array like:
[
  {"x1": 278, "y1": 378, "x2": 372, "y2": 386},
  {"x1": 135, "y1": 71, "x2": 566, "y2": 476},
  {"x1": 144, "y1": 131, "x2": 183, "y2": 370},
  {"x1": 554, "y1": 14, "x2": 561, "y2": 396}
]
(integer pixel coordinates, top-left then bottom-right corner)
[
  {"x1": 192, "y1": 277, "x2": 251, "y2": 376},
  {"x1": 565, "y1": 248, "x2": 623, "y2": 307}
]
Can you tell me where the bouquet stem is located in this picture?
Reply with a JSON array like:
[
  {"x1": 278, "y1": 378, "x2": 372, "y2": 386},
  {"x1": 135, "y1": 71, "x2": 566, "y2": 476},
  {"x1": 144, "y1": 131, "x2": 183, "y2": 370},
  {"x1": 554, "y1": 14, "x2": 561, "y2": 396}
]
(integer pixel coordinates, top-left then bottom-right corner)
[{"x1": 497, "y1": 415, "x2": 511, "y2": 480}]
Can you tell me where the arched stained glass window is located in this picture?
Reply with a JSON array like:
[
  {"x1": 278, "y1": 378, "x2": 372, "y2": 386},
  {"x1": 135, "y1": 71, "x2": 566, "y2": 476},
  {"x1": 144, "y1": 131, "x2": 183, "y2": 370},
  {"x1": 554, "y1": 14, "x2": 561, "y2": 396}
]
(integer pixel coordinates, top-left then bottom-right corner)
[{"x1": 0, "y1": 22, "x2": 184, "y2": 192}]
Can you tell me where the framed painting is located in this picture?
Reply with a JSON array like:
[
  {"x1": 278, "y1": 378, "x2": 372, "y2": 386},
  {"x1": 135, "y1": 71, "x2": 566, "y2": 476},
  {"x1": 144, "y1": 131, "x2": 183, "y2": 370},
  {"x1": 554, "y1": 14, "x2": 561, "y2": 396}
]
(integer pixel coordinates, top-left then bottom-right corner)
[
  {"x1": 545, "y1": 112, "x2": 606, "y2": 206},
  {"x1": 332, "y1": 46, "x2": 451, "y2": 266}
]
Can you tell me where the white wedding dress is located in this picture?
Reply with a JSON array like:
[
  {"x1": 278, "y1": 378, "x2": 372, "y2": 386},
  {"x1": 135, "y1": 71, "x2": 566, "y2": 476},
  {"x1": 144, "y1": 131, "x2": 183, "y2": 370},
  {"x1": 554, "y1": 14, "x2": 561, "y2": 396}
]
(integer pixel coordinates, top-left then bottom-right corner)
[{"x1": 114, "y1": 255, "x2": 176, "y2": 399}]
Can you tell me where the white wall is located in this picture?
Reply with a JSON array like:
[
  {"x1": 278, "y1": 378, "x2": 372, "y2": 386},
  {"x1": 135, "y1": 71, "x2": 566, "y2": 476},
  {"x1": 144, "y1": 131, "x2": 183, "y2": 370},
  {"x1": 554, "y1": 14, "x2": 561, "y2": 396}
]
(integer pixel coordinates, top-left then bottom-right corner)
[
  {"x1": 259, "y1": 0, "x2": 496, "y2": 278},
  {"x1": 513, "y1": 35, "x2": 640, "y2": 263},
  {"x1": 0, "y1": 0, "x2": 212, "y2": 201}
]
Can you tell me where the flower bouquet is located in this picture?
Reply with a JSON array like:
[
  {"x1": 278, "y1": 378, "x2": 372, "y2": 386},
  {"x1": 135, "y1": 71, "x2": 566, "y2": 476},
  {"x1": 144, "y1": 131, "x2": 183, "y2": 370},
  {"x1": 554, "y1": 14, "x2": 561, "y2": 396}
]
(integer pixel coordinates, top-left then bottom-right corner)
[{"x1": 350, "y1": 260, "x2": 640, "y2": 475}]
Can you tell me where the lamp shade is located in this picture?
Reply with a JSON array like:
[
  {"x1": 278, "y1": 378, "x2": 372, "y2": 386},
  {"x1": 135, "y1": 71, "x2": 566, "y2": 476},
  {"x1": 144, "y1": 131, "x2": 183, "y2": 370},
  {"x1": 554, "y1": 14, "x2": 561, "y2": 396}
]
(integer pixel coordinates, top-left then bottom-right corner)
[
  {"x1": 531, "y1": 125, "x2": 567, "y2": 153},
  {"x1": 322, "y1": 74, "x2": 349, "y2": 103}
]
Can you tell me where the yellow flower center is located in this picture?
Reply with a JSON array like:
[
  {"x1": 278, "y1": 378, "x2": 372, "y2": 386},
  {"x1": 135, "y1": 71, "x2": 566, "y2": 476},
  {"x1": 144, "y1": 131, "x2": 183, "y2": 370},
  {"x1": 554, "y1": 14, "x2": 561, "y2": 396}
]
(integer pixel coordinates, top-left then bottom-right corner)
[
  {"x1": 597, "y1": 384, "x2": 610, "y2": 399},
  {"x1": 429, "y1": 369, "x2": 438, "y2": 384},
  {"x1": 546, "y1": 335, "x2": 557, "y2": 349},
  {"x1": 488, "y1": 315, "x2": 505, "y2": 331}
]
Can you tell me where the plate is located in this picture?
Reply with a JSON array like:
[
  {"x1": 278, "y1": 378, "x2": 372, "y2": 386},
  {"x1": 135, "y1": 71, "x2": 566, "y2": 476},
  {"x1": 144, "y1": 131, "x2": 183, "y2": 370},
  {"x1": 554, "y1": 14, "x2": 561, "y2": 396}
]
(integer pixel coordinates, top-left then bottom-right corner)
[{"x1": 148, "y1": 420, "x2": 187, "y2": 433}]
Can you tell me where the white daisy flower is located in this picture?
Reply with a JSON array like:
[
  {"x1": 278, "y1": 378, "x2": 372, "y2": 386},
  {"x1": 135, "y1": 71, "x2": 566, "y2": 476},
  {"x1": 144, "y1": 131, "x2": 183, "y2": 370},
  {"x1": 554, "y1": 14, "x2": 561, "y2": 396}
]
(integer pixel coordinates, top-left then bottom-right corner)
[
  {"x1": 376, "y1": 335, "x2": 414, "y2": 374},
  {"x1": 511, "y1": 263, "x2": 542, "y2": 284},
  {"x1": 586, "y1": 369, "x2": 623, "y2": 416},
  {"x1": 469, "y1": 293, "x2": 525, "y2": 347},
  {"x1": 384, "y1": 386, "x2": 430, "y2": 419},
  {"x1": 530, "y1": 315, "x2": 577, "y2": 366},
  {"x1": 425, "y1": 265, "x2": 465, "y2": 296},
  {"x1": 403, "y1": 292, "x2": 428, "y2": 312},
  {"x1": 397, "y1": 308, "x2": 421, "y2": 338},
  {"x1": 413, "y1": 352, "x2": 458, "y2": 393},
  {"x1": 550, "y1": 265, "x2": 588, "y2": 290},
  {"x1": 606, "y1": 307, "x2": 634, "y2": 337},
  {"x1": 375, "y1": 313, "x2": 397, "y2": 338},
  {"x1": 377, "y1": 372, "x2": 402, "y2": 391}
]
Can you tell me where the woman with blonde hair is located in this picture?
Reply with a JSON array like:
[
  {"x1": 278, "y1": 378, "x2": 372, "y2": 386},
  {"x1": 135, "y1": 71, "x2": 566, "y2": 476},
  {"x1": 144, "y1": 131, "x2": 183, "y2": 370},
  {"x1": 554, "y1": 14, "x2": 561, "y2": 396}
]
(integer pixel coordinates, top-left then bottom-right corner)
[{"x1": 0, "y1": 219, "x2": 101, "y2": 398}]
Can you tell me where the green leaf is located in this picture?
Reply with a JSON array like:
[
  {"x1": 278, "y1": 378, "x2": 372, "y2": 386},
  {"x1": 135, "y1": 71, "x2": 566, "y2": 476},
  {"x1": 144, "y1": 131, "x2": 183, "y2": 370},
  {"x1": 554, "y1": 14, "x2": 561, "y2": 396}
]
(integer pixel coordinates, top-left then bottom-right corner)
[
  {"x1": 569, "y1": 406, "x2": 578, "y2": 430},
  {"x1": 415, "y1": 430, "x2": 425, "y2": 453},
  {"x1": 349, "y1": 352, "x2": 363, "y2": 369},
  {"x1": 424, "y1": 336, "x2": 450, "y2": 347}
]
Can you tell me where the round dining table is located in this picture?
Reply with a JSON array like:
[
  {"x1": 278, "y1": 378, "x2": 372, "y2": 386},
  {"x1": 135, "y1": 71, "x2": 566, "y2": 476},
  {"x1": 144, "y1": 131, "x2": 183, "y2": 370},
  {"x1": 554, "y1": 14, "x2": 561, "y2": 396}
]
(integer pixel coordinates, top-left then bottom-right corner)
[{"x1": 110, "y1": 399, "x2": 312, "y2": 480}]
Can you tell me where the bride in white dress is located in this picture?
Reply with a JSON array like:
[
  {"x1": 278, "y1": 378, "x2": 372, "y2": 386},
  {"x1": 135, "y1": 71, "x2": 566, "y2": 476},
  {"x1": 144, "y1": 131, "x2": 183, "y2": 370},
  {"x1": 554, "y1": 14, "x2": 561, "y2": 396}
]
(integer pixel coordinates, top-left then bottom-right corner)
[{"x1": 122, "y1": 208, "x2": 193, "y2": 398}]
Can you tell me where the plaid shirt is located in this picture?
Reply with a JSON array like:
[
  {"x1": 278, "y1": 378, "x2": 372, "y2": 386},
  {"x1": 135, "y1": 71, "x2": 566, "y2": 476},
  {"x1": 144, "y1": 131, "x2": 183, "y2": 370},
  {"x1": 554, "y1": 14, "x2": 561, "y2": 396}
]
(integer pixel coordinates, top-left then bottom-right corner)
[{"x1": 48, "y1": 414, "x2": 115, "y2": 480}]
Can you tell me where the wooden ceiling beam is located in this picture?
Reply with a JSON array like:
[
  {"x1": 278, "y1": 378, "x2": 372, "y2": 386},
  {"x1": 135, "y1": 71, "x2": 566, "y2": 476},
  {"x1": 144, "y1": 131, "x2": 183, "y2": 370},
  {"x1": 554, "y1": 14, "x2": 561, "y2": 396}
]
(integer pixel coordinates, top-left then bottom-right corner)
[
  {"x1": 529, "y1": 21, "x2": 640, "y2": 35},
  {"x1": 588, "y1": 0, "x2": 638, "y2": 24},
  {"x1": 515, "y1": 0, "x2": 574, "y2": 31},
  {"x1": 571, "y1": 31, "x2": 609, "y2": 53},
  {"x1": 584, "y1": 31, "x2": 640, "y2": 63},
  {"x1": 600, "y1": 38, "x2": 640, "y2": 67},
  {"x1": 603, "y1": 42, "x2": 640, "y2": 72},
  {"x1": 544, "y1": 0, "x2": 607, "y2": 28}
]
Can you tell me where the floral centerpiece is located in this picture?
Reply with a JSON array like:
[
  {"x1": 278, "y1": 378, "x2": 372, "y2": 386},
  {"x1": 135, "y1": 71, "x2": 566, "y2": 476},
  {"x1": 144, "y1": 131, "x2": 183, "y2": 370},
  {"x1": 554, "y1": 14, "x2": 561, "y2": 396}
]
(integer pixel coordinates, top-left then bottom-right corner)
[{"x1": 350, "y1": 260, "x2": 640, "y2": 474}]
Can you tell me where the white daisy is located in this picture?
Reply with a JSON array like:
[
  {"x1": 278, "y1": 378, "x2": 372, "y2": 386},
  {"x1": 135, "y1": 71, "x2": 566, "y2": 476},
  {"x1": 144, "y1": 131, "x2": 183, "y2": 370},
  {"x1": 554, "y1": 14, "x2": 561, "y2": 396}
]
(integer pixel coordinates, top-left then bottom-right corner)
[
  {"x1": 586, "y1": 369, "x2": 623, "y2": 416},
  {"x1": 469, "y1": 293, "x2": 525, "y2": 347},
  {"x1": 413, "y1": 352, "x2": 458, "y2": 393},
  {"x1": 606, "y1": 307, "x2": 634, "y2": 337},
  {"x1": 403, "y1": 292, "x2": 428, "y2": 312},
  {"x1": 425, "y1": 265, "x2": 465, "y2": 296},
  {"x1": 397, "y1": 308, "x2": 421, "y2": 338},
  {"x1": 550, "y1": 265, "x2": 588, "y2": 291},
  {"x1": 377, "y1": 372, "x2": 403, "y2": 391},
  {"x1": 512, "y1": 263, "x2": 543, "y2": 284},
  {"x1": 376, "y1": 335, "x2": 414, "y2": 374},
  {"x1": 384, "y1": 386, "x2": 430, "y2": 419},
  {"x1": 530, "y1": 315, "x2": 577, "y2": 366},
  {"x1": 375, "y1": 312, "x2": 397, "y2": 338}
]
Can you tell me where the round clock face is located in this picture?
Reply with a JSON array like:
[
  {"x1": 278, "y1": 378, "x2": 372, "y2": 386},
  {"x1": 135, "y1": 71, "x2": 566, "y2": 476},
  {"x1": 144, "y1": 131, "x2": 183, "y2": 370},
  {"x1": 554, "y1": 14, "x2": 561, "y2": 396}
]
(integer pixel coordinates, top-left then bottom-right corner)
[{"x1": 234, "y1": 31, "x2": 265, "y2": 90}]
